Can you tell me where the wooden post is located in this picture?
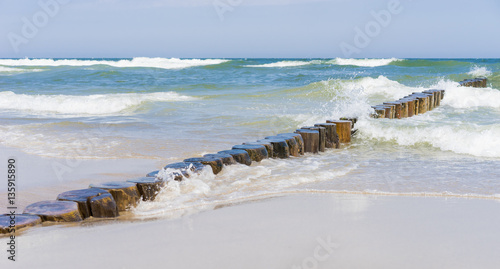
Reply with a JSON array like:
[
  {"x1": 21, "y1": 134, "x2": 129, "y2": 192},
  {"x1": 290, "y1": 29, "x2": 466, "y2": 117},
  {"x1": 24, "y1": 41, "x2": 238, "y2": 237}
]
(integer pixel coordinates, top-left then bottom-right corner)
[
  {"x1": 277, "y1": 133, "x2": 305, "y2": 155},
  {"x1": 326, "y1": 120, "x2": 352, "y2": 143},
  {"x1": 400, "y1": 98, "x2": 415, "y2": 117},
  {"x1": 204, "y1": 153, "x2": 237, "y2": 165},
  {"x1": 370, "y1": 106, "x2": 386, "y2": 118},
  {"x1": 258, "y1": 138, "x2": 289, "y2": 158},
  {"x1": 301, "y1": 126, "x2": 326, "y2": 152},
  {"x1": 295, "y1": 129, "x2": 319, "y2": 153},
  {"x1": 232, "y1": 144, "x2": 268, "y2": 162},
  {"x1": 57, "y1": 188, "x2": 118, "y2": 219},
  {"x1": 89, "y1": 182, "x2": 141, "y2": 211},
  {"x1": 1, "y1": 214, "x2": 41, "y2": 233},
  {"x1": 314, "y1": 123, "x2": 340, "y2": 149},
  {"x1": 382, "y1": 102, "x2": 400, "y2": 119},
  {"x1": 266, "y1": 135, "x2": 300, "y2": 157},
  {"x1": 162, "y1": 162, "x2": 206, "y2": 181},
  {"x1": 127, "y1": 177, "x2": 166, "y2": 201},
  {"x1": 184, "y1": 156, "x2": 224, "y2": 175},
  {"x1": 23, "y1": 201, "x2": 83, "y2": 222},
  {"x1": 218, "y1": 150, "x2": 252, "y2": 166}
]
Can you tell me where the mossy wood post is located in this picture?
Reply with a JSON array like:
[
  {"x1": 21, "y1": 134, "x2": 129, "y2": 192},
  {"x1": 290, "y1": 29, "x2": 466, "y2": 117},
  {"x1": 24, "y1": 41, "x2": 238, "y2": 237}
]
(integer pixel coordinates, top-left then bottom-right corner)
[
  {"x1": 231, "y1": 144, "x2": 268, "y2": 162},
  {"x1": 24, "y1": 201, "x2": 83, "y2": 222},
  {"x1": 89, "y1": 182, "x2": 141, "y2": 211},
  {"x1": 127, "y1": 177, "x2": 166, "y2": 201},
  {"x1": 57, "y1": 188, "x2": 118, "y2": 219},
  {"x1": 1, "y1": 214, "x2": 42, "y2": 233}
]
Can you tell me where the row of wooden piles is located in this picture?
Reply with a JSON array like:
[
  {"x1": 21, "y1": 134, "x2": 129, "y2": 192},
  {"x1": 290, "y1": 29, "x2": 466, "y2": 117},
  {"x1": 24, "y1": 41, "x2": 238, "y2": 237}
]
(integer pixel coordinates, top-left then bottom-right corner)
[
  {"x1": 371, "y1": 89, "x2": 445, "y2": 119},
  {"x1": 459, "y1": 77, "x2": 487, "y2": 88},
  {"x1": 1, "y1": 119, "x2": 356, "y2": 234}
]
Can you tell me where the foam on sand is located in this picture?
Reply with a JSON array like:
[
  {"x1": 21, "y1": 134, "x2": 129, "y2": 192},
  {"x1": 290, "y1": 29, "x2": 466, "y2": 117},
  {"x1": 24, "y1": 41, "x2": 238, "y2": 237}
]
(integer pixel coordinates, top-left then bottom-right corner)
[{"x1": 0, "y1": 57, "x2": 230, "y2": 69}]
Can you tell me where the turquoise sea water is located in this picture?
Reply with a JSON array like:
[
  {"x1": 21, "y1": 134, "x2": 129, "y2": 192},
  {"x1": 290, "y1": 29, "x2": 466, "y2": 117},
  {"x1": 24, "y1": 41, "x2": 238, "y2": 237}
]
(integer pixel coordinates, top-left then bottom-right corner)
[{"x1": 1, "y1": 58, "x2": 499, "y2": 218}]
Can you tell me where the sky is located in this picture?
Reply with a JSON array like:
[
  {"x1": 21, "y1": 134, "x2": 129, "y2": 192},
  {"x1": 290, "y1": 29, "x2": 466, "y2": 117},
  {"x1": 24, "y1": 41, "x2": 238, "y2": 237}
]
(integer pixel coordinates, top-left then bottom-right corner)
[{"x1": 0, "y1": 0, "x2": 499, "y2": 58}]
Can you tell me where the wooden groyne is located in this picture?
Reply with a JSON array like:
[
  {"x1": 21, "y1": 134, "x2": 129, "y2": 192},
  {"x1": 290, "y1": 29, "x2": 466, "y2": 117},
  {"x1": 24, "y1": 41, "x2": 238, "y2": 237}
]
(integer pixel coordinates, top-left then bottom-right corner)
[
  {"x1": 371, "y1": 89, "x2": 444, "y2": 119},
  {"x1": 459, "y1": 77, "x2": 487, "y2": 88},
  {"x1": 1, "y1": 77, "x2": 484, "y2": 234}
]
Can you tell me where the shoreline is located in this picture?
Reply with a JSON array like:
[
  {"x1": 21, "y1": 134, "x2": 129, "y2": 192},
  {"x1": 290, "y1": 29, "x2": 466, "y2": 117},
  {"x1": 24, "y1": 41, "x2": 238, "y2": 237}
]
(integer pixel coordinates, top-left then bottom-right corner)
[{"x1": 1, "y1": 192, "x2": 499, "y2": 268}]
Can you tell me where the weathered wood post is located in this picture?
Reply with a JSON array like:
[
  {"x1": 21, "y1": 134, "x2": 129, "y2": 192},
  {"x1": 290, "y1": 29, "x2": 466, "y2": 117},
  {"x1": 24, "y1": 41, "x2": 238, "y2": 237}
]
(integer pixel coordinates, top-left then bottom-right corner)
[
  {"x1": 383, "y1": 102, "x2": 402, "y2": 119},
  {"x1": 184, "y1": 156, "x2": 224, "y2": 175},
  {"x1": 127, "y1": 177, "x2": 166, "y2": 201},
  {"x1": 370, "y1": 106, "x2": 386, "y2": 119},
  {"x1": 243, "y1": 141, "x2": 274, "y2": 158},
  {"x1": 326, "y1": 120, "x2": 352, "y2": 143},
  {"x1": 295, "y1": 129, "x2": 319, "y2": 153},
  {"x1": 89, "y1": 182, "x2": 141, "y2": 211},
  {"x1": 57, "y1": 188, "x2": 118, "y2": 219},
  {"x1": 23, "y1": 201, "x2": 83, "y2": 222},
  {"x1": 204, "y1": 153, "x2": 237, "y2": 165},
  {"x1": 266, "y1": 135, "x2": 299, "y2": 157},
  {"x1": 314, "y1": 123, "x2": 340, "y2": 149},
  {"x1": 218, "y1": 149, "x2": 252, "y2": 166},
  {"x1": 301, "y1": 126, "x2": 326, "y2": 152},
  {"x1": 1, "y1": 214, "x2": 42, "y2": 233},
  {"x1": 277, "y1": 133, "x2": 305, "y2": 155},
  {"x1": 258, "y1": 138, "x2": 289, "y2": 159},
  {"x1": 232, "y1": 144, "x2": 268, "y2": 162}
]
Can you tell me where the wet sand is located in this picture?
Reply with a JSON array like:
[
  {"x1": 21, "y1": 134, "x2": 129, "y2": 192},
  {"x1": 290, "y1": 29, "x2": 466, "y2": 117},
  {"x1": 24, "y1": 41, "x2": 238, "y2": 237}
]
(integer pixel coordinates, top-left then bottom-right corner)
[{"x1": 2, "y1": 193, "x2": 499, "y2": 268}]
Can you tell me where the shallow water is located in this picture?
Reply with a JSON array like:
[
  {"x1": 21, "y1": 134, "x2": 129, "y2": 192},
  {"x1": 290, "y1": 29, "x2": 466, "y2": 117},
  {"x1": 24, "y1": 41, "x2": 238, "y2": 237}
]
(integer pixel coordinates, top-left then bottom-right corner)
[{"x1": 0, "y1": 57, "x2": 499, "y2": 218}]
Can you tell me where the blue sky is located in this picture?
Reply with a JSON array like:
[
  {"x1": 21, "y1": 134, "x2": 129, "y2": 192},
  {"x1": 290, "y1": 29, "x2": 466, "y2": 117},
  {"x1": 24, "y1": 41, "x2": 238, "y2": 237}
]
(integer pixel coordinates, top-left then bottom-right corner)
[{"x1": 0, "y1": 0, "x2": 499, "y2": 58}]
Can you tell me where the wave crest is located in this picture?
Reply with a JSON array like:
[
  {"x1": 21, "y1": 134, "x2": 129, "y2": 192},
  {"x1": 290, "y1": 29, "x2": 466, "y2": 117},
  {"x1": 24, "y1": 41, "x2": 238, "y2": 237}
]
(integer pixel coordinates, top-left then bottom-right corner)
[
  {"x1": 0, "y1": 91, "x2": 196, "y2": 115},
  {"x1": 0, "y1": 57, "x2": 230, "y2": 69},
  {"x1": 331, "y1": 58, "x2": 401, "y2": 67}
]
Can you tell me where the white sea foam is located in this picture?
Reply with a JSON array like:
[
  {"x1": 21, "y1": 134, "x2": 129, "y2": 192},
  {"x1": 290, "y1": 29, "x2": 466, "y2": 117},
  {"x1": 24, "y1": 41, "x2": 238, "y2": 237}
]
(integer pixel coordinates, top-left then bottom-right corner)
[
  {"x1": 0, "y1": 91, "x2": 196, "y2": 115},
  {"x1": 133, "y1": 156, "x2": 358, "y2": 218},
  {"x1": 357, "y1": 118, "x2": 500, "y2": 158},
  {"x1": 467, "y1": 66, "x2": 492, "y2": 77},
  {"x1": 0, "y1": 66, "x2": 44, "y2": 74},
  {"x1": 246, "y1": 61, "x2": 311, "y2": 68},
  {"x1": 331, "y1": 58, "x2": 401, "y2": 67},
  {"x1": 431, "y1": 80, "x2": 500, "y2": 109},
  {"x1": 0, "y1": 57, "x2": 230, "y2": 69}
]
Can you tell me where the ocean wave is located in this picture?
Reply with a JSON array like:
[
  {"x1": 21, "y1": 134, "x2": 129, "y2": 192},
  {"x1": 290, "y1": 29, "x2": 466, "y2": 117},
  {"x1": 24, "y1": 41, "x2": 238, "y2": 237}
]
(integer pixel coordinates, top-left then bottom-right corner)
[
  {"x1": 0, "y1": 57, "x2": 230, "y2": 69},
  {"x1": 432, "y1": 80, "x2": 500, "y2": 109},
  {"x1": 467, "y1": 66, "x2": 492, "y2": 77},
  {"x1": 0, "y1": 66, "x2": 44, "y2": 74},
  {"x1": 357, "y1": 118, "x2": 500, "y2": 158},
  {"x1": 246, "y1": 60, "x2": 312, "y2": 68},
  {"x1": 0, "y1": 91, "x2": 196, "y2": 115},
  {"x1": 331, "y1": 58, "x2": 401, "y2": 67}
]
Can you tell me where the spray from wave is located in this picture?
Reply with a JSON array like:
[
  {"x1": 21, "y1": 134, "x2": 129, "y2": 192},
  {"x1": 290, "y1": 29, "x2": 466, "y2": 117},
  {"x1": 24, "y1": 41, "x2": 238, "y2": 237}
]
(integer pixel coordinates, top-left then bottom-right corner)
[
  {"x1": 0, "y1": 91, "x2": 197, "y2": 115},
  {"x1": 0, "y1": 57, "x2": 230, "y2": 69},
  {"x1": 467, "y1": 65, "x2": 492, "y2": 77}
]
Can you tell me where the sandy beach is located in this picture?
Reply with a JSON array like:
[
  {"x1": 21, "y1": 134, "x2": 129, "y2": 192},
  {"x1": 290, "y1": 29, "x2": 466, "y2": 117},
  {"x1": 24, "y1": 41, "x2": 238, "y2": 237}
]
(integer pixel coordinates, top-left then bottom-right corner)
[{"x1": 1, "y1": 193, "x2": 499, "y2": 268}]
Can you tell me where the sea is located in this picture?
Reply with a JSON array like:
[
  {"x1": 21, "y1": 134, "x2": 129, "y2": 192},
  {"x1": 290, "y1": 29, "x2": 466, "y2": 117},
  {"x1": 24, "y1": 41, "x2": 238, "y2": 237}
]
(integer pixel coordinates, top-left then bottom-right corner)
[{"x1": 1, "y1": 57, "x2": 499, "y2": 220}]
